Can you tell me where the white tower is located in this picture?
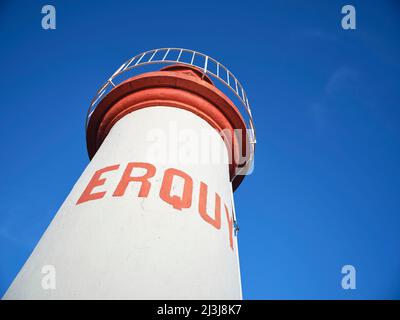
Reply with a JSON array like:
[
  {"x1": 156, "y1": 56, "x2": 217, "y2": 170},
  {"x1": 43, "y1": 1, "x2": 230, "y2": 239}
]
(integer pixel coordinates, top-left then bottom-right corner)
[{"x1": 4, "y1": 49, "x2": 256, "y2": 299}]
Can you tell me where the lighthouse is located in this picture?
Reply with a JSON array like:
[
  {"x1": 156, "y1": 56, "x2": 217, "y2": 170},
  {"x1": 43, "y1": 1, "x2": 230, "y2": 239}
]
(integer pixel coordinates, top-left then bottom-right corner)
[{"x1": 4, "y1": 48, "x2": 256, "y2": 299}]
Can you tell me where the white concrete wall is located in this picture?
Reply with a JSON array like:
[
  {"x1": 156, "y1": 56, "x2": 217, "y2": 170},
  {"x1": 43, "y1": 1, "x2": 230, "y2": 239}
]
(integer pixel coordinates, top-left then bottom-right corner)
[{"x1": 4, "y1": 107, "x2": 242, "y2": 299}]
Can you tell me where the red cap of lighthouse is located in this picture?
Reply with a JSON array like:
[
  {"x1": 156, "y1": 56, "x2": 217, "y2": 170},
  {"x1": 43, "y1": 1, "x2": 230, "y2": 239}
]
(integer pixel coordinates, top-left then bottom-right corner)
[{"x1": 86, "y1": 62, "x2": 254, "y2": 190}]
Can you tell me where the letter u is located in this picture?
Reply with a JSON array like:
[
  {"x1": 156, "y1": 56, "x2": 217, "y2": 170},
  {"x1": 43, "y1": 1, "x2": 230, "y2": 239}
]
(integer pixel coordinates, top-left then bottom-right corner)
[{"x1": 198, "y1": 182, "x2": 221, "y2": 230}]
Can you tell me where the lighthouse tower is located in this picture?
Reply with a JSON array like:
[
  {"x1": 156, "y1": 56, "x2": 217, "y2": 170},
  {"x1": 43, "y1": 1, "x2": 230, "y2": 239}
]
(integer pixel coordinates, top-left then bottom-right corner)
[{"x1": 4, "y1": 49, "x2": 256, "y2": 299}]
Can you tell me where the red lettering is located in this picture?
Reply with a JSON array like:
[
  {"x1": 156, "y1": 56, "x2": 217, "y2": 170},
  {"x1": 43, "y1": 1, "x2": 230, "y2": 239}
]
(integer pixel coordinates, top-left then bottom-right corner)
[
  {"x1": 160, "y1": 168, "x2": 193, "y2": 210},
  {"x1": 76, "y1": 165, "x2": 120, "y2": 204},
  {"x1": 113, "y1": 162, "x2": 156, "y2": 198},
  {"x1": 225, "y1": 204, "x2": 234, "y2": 250},
  {"x1": 77, "y1": 162, "x2": 233, "y2": 250},
  {"x1": 198, "y1": 182, "x2": 221, "y2": 230}
]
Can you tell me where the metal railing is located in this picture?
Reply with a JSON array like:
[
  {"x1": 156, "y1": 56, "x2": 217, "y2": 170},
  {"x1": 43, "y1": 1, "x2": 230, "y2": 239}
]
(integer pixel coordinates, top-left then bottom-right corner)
[{"x1": 86, "y1": 48, "x2": 256, "y2": 146}]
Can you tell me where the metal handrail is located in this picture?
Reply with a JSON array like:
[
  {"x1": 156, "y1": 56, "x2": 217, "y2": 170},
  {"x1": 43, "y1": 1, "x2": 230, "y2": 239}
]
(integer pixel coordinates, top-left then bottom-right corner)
[{"x1": 86, "y1": 48, "x2": 256, "y2": 142}]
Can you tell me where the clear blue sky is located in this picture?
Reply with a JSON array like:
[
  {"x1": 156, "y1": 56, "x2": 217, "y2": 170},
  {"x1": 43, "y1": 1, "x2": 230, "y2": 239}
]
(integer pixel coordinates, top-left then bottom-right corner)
[{"x1": 0, "y1": 0, "x2": 399, "y2": 299}]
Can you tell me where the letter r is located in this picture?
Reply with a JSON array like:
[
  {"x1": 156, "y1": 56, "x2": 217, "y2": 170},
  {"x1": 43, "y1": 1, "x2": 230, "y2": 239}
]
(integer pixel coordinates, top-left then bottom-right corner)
[{"x1": 113, "y1": 162, "x2": 156, "y2": 198}]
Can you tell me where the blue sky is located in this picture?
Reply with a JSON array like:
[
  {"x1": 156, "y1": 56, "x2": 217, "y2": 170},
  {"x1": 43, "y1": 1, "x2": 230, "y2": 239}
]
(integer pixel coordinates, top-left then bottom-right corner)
[{"x1": 0, "y1": 0, "x2": 399, "y2": 299}]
